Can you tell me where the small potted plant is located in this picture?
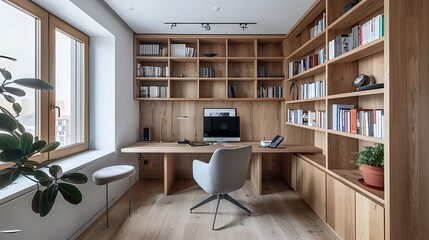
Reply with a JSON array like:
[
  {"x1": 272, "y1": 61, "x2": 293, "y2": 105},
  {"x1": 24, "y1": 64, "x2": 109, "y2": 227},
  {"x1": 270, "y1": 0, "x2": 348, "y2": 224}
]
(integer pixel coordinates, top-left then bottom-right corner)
[{"x1": 353, "y1": 143, "x2": 384, "y2": 187}]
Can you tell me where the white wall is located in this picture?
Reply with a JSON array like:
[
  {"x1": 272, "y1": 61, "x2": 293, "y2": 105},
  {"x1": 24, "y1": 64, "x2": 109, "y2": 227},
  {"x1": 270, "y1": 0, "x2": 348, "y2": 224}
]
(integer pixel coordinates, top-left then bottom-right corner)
[{"x1": 0, "y1": 0, "x2": 139, "y2": 239}]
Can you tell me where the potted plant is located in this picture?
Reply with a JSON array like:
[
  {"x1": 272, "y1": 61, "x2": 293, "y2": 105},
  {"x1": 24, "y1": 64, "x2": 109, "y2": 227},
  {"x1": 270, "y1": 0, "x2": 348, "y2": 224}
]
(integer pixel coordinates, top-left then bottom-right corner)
[
  {"x1": 353, "y1": 143, "x2": 384, "y2": 187},
  {"x1": 0, "y1": 55, "x2": 87, "y2": 217}
]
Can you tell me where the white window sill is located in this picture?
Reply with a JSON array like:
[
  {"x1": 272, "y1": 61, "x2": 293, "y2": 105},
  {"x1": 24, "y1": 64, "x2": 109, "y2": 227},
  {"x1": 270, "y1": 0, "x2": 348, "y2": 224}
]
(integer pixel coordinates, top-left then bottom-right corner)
[{"x1": 0, "y1": 150, "x2": 116, "y2": 206}]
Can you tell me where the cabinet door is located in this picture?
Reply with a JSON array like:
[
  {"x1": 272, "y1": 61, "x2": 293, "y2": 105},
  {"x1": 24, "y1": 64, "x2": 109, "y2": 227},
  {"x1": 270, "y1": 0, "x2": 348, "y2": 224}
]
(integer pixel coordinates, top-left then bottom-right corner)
[
  {"x1": 356, "y1": 192, "x2": 384, "y2": 240},
  {"x1": 301, "y1": 159, "x2": 326, "y2": 221},
  {"x1": 327, "y1": 175, "x2": 356, "y2": 240}
]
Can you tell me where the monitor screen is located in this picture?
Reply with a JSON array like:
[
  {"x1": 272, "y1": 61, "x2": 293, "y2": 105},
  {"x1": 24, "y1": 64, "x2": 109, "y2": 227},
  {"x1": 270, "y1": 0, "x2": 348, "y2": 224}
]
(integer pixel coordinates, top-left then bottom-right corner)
[{"x1": 203, "y1": 116, "x2": 240, "y2": 142}]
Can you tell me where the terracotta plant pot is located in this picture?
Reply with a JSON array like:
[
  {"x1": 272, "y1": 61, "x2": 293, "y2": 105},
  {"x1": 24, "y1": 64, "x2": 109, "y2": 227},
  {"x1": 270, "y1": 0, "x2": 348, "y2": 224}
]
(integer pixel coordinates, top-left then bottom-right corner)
[{"x1": 360, "y1": 164, "x2": 384, "y2": 187}]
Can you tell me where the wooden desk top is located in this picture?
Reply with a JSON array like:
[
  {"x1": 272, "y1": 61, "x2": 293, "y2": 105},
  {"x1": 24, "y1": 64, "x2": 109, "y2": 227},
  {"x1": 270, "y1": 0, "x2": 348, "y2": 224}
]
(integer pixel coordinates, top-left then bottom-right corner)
[{"x1": 121, "y1": 141, "x2": 322, "y2": 154}]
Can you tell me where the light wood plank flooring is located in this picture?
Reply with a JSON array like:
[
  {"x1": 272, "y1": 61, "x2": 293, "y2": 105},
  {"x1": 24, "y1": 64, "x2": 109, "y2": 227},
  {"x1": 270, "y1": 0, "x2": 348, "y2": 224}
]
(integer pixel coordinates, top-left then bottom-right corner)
[{"x1": 78, "y1": 179, "x2": 339, "y2": 240}]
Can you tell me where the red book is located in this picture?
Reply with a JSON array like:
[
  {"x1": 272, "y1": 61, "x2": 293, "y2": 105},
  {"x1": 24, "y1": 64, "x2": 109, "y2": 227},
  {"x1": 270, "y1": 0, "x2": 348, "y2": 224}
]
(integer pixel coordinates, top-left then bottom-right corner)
[{"x1": 350, "y1": 109, "x2": 357, "y2": 133}]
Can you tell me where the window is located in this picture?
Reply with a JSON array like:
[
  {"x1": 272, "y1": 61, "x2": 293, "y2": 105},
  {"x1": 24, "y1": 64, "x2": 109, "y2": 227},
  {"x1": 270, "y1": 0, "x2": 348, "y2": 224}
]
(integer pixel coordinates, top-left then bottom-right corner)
[{"x1": 0, "y1": 0, "x2": 88, "y2": 166}]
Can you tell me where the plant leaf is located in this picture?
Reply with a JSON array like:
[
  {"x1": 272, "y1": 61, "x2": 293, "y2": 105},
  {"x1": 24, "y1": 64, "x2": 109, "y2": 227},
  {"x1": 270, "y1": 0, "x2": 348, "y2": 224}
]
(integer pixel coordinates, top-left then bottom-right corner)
[
  {"x1": 39, "y1": 189, "x2": 55, "y2": 217},
  {"x1": 39, "y1": 159, "x2": 55, "y2": 167},
  {"x1": 0, "y1": 106, "x2": 14, "y2": 117},
  {"x1": 34, "y1": 170, "x2": 50, "y2": 181},
  {"x1": 49, "y1": 165, "x2": 63, "y2": 179},
  {"x1": 0, "y1": 133, "x2": 19, "y2": 150},
  {"x1": 16, "y1": 121, "x2": 26, "y2": 133},
  {"x1": 47, "y1": 183, "x2": 59, "y2": 203},
  {"x1": 58, "y1": 183, "x2": 82, "y2": 205},
  {"x1": 3, "y1": 86, "x2": 26, "y2": 97},
  {"x1": 61, "y1": 173, "x2": 88, "y2": 184},
  {"x1": 30, "y1": 140, "x2": 46, "y2": 154},
  {"x1": 12, "y1": 103, "x2": 22, "y2": 115},
  {"x1": 23, "y1": 160, "x2": 41, "y2": 169},
  {"x1": 40, "y1": 142, "x2": 60, "y2": 153},
  {"x1": 13, "y1": 78, "x2": 53, "y2": 90},
  {"x1": 10, "y1": 165, "x2": 22, "y2": 183},
  {"x1": 0, "y1": 68, "x2": 12, "y2": 80},
  {"x1": 0, "y1": 149, "x2": 23, "y2": 162},
  {"x1": 32, "y1": 189, "x2": 42, "y2": 214},
  {"x1": 21, "y1": 166, "x2": 35, "y2": 175},
  {"x1": 0, "y1": 113, "x2": 17, "y2": 132},
  {"x1": 0, "y1": 168, "x2": 14, "y2": 189},
  {"x1": 3, "y1": 94, "x2": 15, "y2": 103},
  {"x1": 20, "y1": 132, "x2": 34, "y2": 155}
]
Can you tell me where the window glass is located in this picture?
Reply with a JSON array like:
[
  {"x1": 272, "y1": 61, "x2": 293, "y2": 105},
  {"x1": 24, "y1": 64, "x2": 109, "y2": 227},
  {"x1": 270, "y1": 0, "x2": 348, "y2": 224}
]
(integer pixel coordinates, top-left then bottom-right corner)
[
  {"x1": 0, "y1": 1, "x2": 39, "y2": 137},
  {"x1": 55, "y1": 30, "x2": 84, "y2": 147}
]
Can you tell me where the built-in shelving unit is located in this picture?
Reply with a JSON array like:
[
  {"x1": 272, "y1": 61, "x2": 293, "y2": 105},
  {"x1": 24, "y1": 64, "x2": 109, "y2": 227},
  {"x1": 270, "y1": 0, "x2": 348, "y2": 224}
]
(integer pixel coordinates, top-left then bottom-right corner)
[
  {"x1": 283, "y1": 0, "x2": 387, "y2": 239},
  {"x1": 134, "y1": 35, "x2": 286, "y2": 101}
]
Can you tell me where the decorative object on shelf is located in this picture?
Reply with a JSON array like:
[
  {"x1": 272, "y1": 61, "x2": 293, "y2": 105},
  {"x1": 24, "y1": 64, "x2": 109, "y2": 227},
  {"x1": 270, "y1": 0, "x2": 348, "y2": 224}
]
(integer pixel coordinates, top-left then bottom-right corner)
[
  {"x1": 357, "y1": 83, "x2": 384, "y2": 91},
  {"x1": 203, "y1": 53, "x2": 218, "y2": 57},
  {"x1": 344, "y1": 0, "x2": 361, "y2": 13},
  {"x1": 353, "y1": 74, "x2": 373, "y2": 88},
  {"x1": 352, "y1": 143, "x2": 384, "y2": 187},
  {"x1": 164, "y1": 22, "x2": 257, "y2": 31},
  {"x1": 160, "y1": 115, "x2": 189, "y2": 144},
  {"x1": 0, "y1": 56, "x2": 88, "y2": 217}
]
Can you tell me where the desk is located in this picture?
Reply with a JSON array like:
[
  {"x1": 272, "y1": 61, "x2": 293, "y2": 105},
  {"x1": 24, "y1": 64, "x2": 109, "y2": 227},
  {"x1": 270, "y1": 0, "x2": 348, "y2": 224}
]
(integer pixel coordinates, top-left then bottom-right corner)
[{"x1": 121, "y1": 142, "x2": 322, "y2": 195}]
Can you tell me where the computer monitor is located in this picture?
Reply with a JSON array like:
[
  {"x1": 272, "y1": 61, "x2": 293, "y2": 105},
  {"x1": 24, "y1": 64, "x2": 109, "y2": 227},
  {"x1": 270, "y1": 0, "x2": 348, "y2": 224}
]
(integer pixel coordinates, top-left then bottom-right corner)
[{"x1": 203, "y1": 116, "x2": 240, "y2": 142}]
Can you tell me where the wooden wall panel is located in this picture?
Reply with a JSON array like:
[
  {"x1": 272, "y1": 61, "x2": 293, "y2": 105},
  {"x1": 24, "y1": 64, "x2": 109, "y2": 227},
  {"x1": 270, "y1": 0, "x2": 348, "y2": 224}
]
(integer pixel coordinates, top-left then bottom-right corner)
[
  {"x1": 327, "y1": 175, "x2": 356, "y2": 240},
  {"x1": 356, "y1": 192, "x2": 385, "y2": 240},
  {"x1": 387, "y1": 0, "x2": 429, "y2": 239}
]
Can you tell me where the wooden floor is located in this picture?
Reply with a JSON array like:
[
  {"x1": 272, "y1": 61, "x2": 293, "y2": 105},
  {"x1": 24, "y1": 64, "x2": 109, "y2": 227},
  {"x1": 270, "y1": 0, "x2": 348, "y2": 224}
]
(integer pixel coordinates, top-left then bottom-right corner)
[{"x1": 78, "y1": 179, "x2": 339, "y2": 240}]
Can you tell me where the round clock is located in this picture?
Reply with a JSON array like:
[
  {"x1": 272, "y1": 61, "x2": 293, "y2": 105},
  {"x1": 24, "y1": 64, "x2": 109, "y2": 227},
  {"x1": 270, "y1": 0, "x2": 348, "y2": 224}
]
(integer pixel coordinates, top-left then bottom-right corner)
[{"x1": 353, "y1": 74, "x2": 371, "y2": 88}]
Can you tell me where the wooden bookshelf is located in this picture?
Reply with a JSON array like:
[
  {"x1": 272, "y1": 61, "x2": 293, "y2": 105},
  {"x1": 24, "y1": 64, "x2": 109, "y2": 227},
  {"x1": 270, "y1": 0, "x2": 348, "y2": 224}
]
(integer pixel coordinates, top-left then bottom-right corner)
[{"x1": 284, "y1": 0, "x2": 388, "y2": 238}]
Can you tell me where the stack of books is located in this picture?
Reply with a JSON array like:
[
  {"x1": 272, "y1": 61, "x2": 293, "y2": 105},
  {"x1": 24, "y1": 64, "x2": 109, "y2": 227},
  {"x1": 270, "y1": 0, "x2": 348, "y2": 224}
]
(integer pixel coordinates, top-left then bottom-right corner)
[
  {"x1": 332, "y1": 104, "x2": 384, "y2": 138},
  {"x1": 309, "y1": 13, "x2": 326, "y2": 39},
  {"x1": 171, "y1": 44, "x2": 197, "y2": 57},
  {"x1": 329, "y1": 14, "x2": 384, "y2": 60},
  {"x1": 288, "y1": 48, "x2": 326, "y2": 78},
  {"x1": 138, "y1": 43, "x2": 167, "y2": 56}
]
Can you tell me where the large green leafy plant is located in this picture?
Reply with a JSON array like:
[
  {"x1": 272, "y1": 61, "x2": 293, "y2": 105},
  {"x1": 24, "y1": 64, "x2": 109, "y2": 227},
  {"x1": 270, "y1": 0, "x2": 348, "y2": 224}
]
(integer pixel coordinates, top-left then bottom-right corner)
[
  {"x1": 0, "y1": 55, "x2": 87, "y2": 217},
  {"x1": 353, "y1": 143, "x2": 384, "y2": 167}
]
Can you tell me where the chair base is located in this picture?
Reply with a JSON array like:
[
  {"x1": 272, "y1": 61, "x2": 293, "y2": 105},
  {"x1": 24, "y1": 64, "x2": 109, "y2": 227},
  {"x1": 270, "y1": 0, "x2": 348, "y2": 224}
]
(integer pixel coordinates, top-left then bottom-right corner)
[{"x1": 190, "y1": 193, "x2": 251, "y2": 230}]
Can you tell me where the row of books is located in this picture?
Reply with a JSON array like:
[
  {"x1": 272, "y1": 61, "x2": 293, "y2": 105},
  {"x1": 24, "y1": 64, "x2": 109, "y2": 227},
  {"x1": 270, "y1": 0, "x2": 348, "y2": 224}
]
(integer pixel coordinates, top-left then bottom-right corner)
[
  {"x1": 199, "y1": 67, "x2": 215, "y2": 78},
  {"x1": 288, "y1": 48, "x2": 326, "y2": 78},
  {"x1": 139, "y1": 86, "x2": 168, "y2": 98},
  {"x1": 287, "y1": 109, "x2": 326, "y2": 128},
  {"x1": 138, "y1": 43, "x2": 167, "y2": 56},
  {"x1": 299, "y1": 80, "x2": 326, "y2": 100},
  {"x1": 136, "y1": 64, "x2": 168, "y2": 77},
  {"x1": 171, "y1": 44, "x2": 197, "y2": 57},
  {"x1": 309, "y1": 13, "x2": 326, "y2": 39},
  {"x1": 332, "y1": 104, "x2": 384, "y2": 138},
  {"x1": 328, "y1": 14, "x2": 384, "y2": 60},
  {"x1": 257, "y1": 86, "x2": 284, "y2": 98}
]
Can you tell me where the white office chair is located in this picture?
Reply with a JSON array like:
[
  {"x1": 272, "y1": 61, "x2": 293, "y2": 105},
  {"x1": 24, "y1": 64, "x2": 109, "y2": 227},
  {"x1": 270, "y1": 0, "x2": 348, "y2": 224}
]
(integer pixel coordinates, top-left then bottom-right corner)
[{"x1": 190, "y1": 145, "x2": 252, "y2": 230}]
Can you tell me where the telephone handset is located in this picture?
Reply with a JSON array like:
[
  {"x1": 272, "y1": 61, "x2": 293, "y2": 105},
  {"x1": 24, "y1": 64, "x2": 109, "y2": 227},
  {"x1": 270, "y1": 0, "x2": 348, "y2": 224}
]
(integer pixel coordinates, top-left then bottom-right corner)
[{"x1": 268, "y1": 135, "x2": 284, "y2": 148}]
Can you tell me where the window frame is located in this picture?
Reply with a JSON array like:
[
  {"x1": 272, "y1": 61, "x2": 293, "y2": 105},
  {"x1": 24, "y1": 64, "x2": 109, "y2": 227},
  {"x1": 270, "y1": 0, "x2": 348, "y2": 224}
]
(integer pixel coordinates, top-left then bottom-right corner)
[
  {"x1": 48, "y1": 15, "x2": 89, "y2": 159},
  {"x1": 1, "y1": 0, "x2": 89, "y2": 163}
]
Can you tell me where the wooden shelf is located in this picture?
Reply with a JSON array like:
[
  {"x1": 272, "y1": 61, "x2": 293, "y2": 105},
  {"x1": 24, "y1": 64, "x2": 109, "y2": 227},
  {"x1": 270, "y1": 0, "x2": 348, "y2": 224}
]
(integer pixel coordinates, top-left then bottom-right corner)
[
  {"x1": 286, "y1": 122, "x2": 327, "y2": 132},
  {"x1": 327, "y1": 88, "x2": 384, "y2": 99},
  {"x1": 286, "y1": 63, "x2": 326, "y2": 82},
  {"x1": 286, "y1": 96, "x2": 327, "y2": 104},
  {"x1": 137, "y1": 97, "x2": 285, "y2": 102},
  {"x1": 227, "y1": 57, "x2": 256, "y2": 63},
  {"x1": 135, "y1": 56, "x2": 168, "y2": 62},
  {"x1": 199, "y1": 57, "x2": 227, "y2": 62},
  {"x1": 287, "y1": 30, "x2": 326, "y2": 60},
  {"x1": 327, "y1": 38, "x2": 384, "y2": 64},
  {"x1": 297, "y1": 153, "x2": 326, "y2": 169},
  {"x1": 327, "y1": 129, "x2": 385, "y2": 143},
  {"x1": 169, "y1": 78, "x2": 197, "y2": 81},
  {"x1": 257, "y1": 57, "x2": 284, "y2": 62},
  {"x1": 286, "y1": 0, "x2": 326, "y2": 38},
  {"x1": 198, "y1": 78, "x2": 227, "y2": 81},
  {"x1": 227, "y1": 78, "x2": 256, "y2": 81},
  {"x1": 257, "y1": 77, "x2": 285, "y2": 81},
  {"x1": 329, "y1": 169, "x2": 384, "y2": 205},
  {"x1": 328, "y1": 0, "x2": 384, "y2": 31},
  {"x1": 136, "y1": 77, "x2": 168, "y2": 81},
  {"x1": 170, "y1": 57, "x2": 197, "y2": 63}
]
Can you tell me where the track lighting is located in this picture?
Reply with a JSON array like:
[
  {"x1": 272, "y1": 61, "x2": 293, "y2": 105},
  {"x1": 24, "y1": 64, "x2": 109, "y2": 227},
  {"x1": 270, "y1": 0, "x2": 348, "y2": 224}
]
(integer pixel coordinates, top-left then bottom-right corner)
[{"x1": 165, "y1": 22, "x2": 256, "y2": 31}]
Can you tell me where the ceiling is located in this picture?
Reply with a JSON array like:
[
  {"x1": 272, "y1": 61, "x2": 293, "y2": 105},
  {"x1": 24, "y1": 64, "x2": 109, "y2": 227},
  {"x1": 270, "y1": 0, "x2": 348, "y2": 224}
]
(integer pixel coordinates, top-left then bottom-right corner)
[{"x1": 103, "y1": 0, "x2": 316, "y2": 35}]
